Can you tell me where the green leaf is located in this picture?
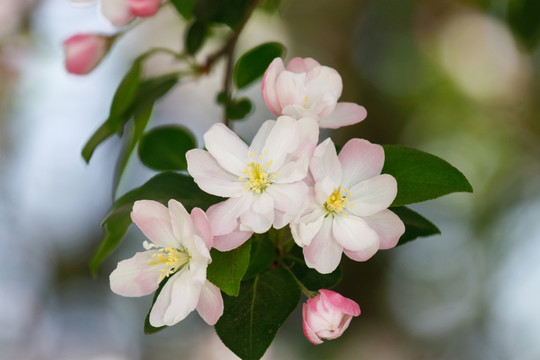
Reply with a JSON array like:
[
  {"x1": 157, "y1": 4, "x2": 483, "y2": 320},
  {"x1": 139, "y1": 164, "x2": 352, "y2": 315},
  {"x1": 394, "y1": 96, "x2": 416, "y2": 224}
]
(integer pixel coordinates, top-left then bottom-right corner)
[
  {"x1": 207, "y1": 241, "x2": 251, "y2": 296},
  {"x1": 193, "y1": 0, "x2": 251, "y2": 28},
  {"x1": 215, "y1": 267, "x2": 301, "y2": 360},
  {"x1": 170, "y1": 0, "x2": 196, "y2": 19},
  {"x1": 243, "y1": 234, "x2": 275, "y2": 280},
  {"x1": 507, "y1": 0, "x2": 540, "y2": 51},
  {"x1": 391, "y1": 206, "x2": 441, "y2": 246},
  {"x1": 258, "y1": 0, "x2": 282, "y2": 13},
  {"x1": 82, "y1": 60, "x2": 142, "y2": 162},
  {"x1": 185, "y1": 20, "x2": 208, "y2": 55},
  {"x1": 144, "y1": 278, "x2": 168, "y2": 334},
  {"x1": 90, "y1": 172, "x2": 220, "y2": 276},
  {"x1": 226, "y1": 97, "x2": 253, "y2": 120},
  {"x1": 382, "y1": 145, "x2": 473, "y2": 206},
  {"x1": 138, "y1": 125, "x2": 197, "y2": 171},
  {"x1": 283, "y1": 246, "x2": 342, "y2": 291},
  {"x1": 234, "y1": 42, "x2": 285, "y2": 89}
]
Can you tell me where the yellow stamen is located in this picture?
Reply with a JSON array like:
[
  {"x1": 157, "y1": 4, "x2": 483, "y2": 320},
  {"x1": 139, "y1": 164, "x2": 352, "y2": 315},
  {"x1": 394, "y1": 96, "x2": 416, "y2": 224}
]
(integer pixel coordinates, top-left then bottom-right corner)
[
  {"x1": 324, "y1": 186, "x2": 350, "y2": 215},
  {"x1": 146, "y1": 243, "x2": 190, "y2": 280}
]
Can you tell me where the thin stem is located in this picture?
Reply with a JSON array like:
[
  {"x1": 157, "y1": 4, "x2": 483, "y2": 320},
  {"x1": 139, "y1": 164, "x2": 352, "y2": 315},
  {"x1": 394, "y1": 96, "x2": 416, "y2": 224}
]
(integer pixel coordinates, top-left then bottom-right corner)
[{"x1": 280, "y1": 261, "x2": 318, "y2": 299}]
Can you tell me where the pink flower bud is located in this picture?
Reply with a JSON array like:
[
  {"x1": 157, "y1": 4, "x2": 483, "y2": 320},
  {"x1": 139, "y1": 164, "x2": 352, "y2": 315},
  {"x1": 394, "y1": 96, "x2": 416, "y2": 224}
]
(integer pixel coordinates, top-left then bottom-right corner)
[
  {"x1": 63, "y1": 34, "x2": 111, "y2": 75},
  {"x1": 128, "y1": 0, "x2": 161, "y2": 17},
  {"x1": 302, "y1": 289, "x2": 361, "y2": 344}
]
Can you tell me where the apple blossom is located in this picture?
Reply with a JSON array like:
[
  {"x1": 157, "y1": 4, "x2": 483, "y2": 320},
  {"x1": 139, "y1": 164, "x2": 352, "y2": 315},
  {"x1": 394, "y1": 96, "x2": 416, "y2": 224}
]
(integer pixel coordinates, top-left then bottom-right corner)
[
  {"x1": 63, "y1": 34, "x2": 112, "y2": 75},
  {"x1": 291, "y1": 138, "x2": 405, "y2": 274},
  {"x1": 302, "y1": 289, "x2": 360, "y2": 344},
  {"x1": 128, "y1": 0, "x2": 161, "y2": 17},
  {"x1": 109, "y1": 199, "x2": 223, "y2": 327},
  {"x1": 187, "y1": 116, "x2": 319, "y2": 239},
  {"x1": 261, "y1": 57, "x2": 367, "y2": 129}
]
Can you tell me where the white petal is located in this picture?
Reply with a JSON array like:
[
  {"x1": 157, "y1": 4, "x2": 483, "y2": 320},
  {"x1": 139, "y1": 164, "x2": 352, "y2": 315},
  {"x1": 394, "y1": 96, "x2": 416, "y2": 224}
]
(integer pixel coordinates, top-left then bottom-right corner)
[
  {"x1": 131, "y1": 200, "x2": 177, "y2": 248},
  {"x1": 167, "y1": 199, "x2": 194, "y2": 248},
  {"x1": 363, "y1": 209, "x2": 405, "y2": 250},
  {"x1": 333, "y1": 215, "x2": 379, "y2": 252},
  {"x1": 266, "y1": 182, "x2": 307, "y2": 214},
  {"x1": 204, "y1": 123, "x2": 249, "y2": 176},
  {"x1": 348, "y1": 175, "x2": 398, "y2": 216},
  {"x1": 149, "y1": 269, "x2": 201, "y2": 327},
  {"x1": 190, "y1": 207, "x2": 213, "y2": 250},
  {"x1": 100, "y1": 0, "x2": 134, "y2": 26},
  {"x1": 186, "y1": 149, "x2": 245, "y2": 197},
  {"x1": 240, "y1": 193, "x2": 274, "y2": 233},
  {"x1": 338, "y1": 139, "x2": 385, "y2": 187},
  {"x1": 319, "y1": 102, "x2": 367, "y2": 129},
  {"x1": 213, "y1": 229, "x2": 253, "y2": 251},
  {"x1": 109, "y1": 251, "x2": 162, "y2": 297},
  {"x1": 261, "y1": 116, "x2": 299, "y2": 171},
  {"x1": 249, "y1": 120, "x2": 275, "y2": 157},
  {"x1": 303, "y1": 219, "x2": 343, "y2": 274},
  {"x1": 196, "y1": 280, "x2": 224, "y2": 325},
  {"x1": 291, "y1": 208, "x2": 326, "y2": 247},
  {"x1": 275, "y1": 71, "x2": 307, "y2": 109},
  {"x1": 310, "y1": 138, "x2": 342, "y2": 184},
  {"x1": 343, "y1": 241, "x2": 379, "y2": 262},
  {"x1": 207, "y1": 197, "x2": 252, "y2": 236}
]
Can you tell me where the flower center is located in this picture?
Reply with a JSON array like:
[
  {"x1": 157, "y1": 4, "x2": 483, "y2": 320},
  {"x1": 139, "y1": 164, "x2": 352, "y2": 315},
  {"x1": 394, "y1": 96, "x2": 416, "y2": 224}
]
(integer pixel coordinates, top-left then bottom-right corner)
[
  {"x1": 240, "y1": 153, "x2": 277, "y2": 194},
  {"x1": 324, "y1": 186, "x2": 351, "y2": 214},
  {"x1": 144, "y1": 241, "x2": 190, "y2": 279}
]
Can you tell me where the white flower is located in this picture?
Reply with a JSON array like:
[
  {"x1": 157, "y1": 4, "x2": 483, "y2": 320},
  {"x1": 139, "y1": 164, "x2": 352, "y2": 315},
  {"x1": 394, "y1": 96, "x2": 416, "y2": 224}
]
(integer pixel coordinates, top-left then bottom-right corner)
[
  {"x1": 187, "y1": 116, "x2": 319, "y2": 243},
  {"x1": 109, "y1": 199, "x2": 223, "y2": 327},
  {"x1": 291, "y1": 138, "x2": 405, "y2": 274}
]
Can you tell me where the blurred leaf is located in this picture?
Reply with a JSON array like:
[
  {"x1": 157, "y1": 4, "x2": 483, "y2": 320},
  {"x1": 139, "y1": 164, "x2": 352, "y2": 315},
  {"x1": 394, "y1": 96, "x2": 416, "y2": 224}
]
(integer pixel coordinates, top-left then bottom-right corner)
[
  {"x1": 243, "y1": 234, "x2": 275, "y2": 280},
  {"x1": 170, "y1": 0, "x2": 196, "y2": 19},
  {"x1": 283, "y1": 246, "x2": 342, "y2": 291},
  {"x1": 390, "y1": 206, "x2": 441, "y2": 246},
  {"x1": 207, "y1": 241, "x2": 251, "y2": 296},
  {"x1": 90, "y1": 172, "x2": 220, "y2": 276},
  {"x1": 226, "y1": 97, "x2": 252, "y2": 120},
  {"x1": 215, "y1": 267, "x2": 301, "y2": 360},
  {"x1": 258, "y1": 0, "x2": 282, "y2": 13},
  {"x1": 82, "y1": 60, "x2": 142, "y2": 162},
  {"x1": 216, "y1": 90, "x2": 228, "y2": 105},
  {"x1": 193, "y1": 0, "x2": 251, "y2": 28},
  {"x1": 144, "y1": 278, "x2": 168, "y2": 334},
  {"x1": 507, "y1": 0, "x2": 540, "y2": 50},
  {"x1": 234, "y1": 42, "x2": 285, "y2": 89},
  {"x1": 382, "y1": 145, "x2": 473, "y2": 206},
  {"x1": 186, "y1": 20, "x2": 208, "y2": 55},
  {"x1": 138, "y1": 125, "x2": 197, "y2": 171}
]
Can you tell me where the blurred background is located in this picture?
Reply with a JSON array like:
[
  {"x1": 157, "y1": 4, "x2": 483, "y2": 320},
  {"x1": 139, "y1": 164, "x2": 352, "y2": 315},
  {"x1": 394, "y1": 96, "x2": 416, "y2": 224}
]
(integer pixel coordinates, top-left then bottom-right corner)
[{"x1": 0, "y1": 0, "x2": 539, "y2": 359}]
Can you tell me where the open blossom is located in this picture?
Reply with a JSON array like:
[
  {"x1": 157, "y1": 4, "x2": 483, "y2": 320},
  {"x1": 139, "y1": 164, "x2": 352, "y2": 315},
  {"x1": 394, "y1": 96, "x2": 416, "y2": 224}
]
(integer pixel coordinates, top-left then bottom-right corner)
[
  {"x1": 303, "y1": 289, "x2": 360, "y2": 344},
  {"x1": 261, "y1": 57, "x2": 367, "y2": 129},
  {"x1": 291, "y1": 138, "x2": 405, "y2": 274},
  {"x1": 63, "y1": 34, "x2": 112, "y2": 75},
  {"x1": 187, "y1": 116, "x2": 318, "y2": 241},
  {"x1": 109, "y1": 200, "x2": 223, "y2": 327}
]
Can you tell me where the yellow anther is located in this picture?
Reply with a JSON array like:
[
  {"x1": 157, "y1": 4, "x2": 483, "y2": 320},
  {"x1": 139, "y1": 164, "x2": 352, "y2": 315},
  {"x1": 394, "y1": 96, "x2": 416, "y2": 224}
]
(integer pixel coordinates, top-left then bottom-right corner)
[
  {"x1": 242, "y1": 160, "x2": 274, "y2": 194},
  {"x1": 147, "y1": 244, "x2": 190, "y2": 279},
  {"x1": 323, "y1": 186, "x2": 350, "y2": 215}
]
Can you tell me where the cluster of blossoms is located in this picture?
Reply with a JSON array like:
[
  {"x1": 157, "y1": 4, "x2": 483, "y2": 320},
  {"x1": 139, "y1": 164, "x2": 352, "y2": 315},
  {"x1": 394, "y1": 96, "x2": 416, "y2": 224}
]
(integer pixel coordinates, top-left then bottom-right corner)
[{"x1": 110, "y1": 57, "x2": 405, "y2": 344}]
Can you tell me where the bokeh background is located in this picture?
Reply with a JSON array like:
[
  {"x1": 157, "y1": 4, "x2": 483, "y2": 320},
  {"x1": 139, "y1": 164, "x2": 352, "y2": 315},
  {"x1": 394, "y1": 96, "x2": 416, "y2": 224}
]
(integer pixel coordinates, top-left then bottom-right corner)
[{"x1": 1, "y1": 0, "x2": 539, "y2": 359}]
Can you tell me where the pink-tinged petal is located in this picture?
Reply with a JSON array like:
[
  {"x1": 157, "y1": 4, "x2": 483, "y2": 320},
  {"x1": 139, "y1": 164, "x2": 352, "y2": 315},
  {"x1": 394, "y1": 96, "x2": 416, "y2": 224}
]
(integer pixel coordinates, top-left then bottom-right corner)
[
  {"x1": 261, "y1": 57, "x2": 285, "y2": 115},
  {"x1": 343, "y1": 241, "x2": 379, "y2": 262},
  {"x1": 303, "y1": 219, "x2": 343, "y2": 274},
  {"x1": 275, "y1": 70, "x2": 307, "y2": 109},
  {"x1": 63, "y1": 34, "x2": 109, "y2": 75},
  {"x1": 274, "y1": 160, "x2": 309, "y2": 184},
  {"x1": 291, "y1": 207, "x2": 326, "y2": 247},
  {"x1": 101, "y1": 0, "x2": 135, "y2": 26},
  {"x1": 319, "y1": 102, "x2": 367, "y2": 129},
  {"x1": 240, "y1": 193, "x2": 274, "y2": 233},
  {"x1": 266, "y1": 182, "x2": 307, "y2": 214},
  {"x1": 303, "y1": 303, "x2": 324, "y2": 345},
  {"x1": 348, "y1": 174, "x2": 398, "y2": 216},
  {"x1": 204, "y1": 123, "x2": 249, "y2": 176},
  {"x1": 213, "y1": 229, "x2": 253, "y2": 251},
  {"x1": 314, "y1": 176, "x2": 337, "y2": 205},
  {"x1": 149, "y1": 269, "x2": 201, "y2": 327},
  {"x1": 128, "y1": 0, "x2": 160, "y2": 17},
  {"x1": 338, "y1": 139, "x2": 385, "y2": 187},
  {"x1": 190, "y1": 207, "x2": 213, "y2": 251},
  {"x1": 109, "y1": 251, "x2": 162, "y2": 297},
  {"x1": 310, "y1": 138, "x2": 342, "y2": 185},
  {"x1": 281, "y1": 104, "x2": 314, "y2": 119},
  {"x1": 286, "y1": 57, "x2": 321, "y2": 73},
  {"x1": 167, "y1": 199, "x2": 194, "y2": 247},
  {"x1": 362, "y1": 209, "x2": 405, "y2": 250},
  {"x1": 131, "y1": 200, "x2": 176, "y2": 248},
  {"x1": 207, "y1": 197, "x2": 252, "y2": 236},
  {"x1": 332, "y1": 215, "x2": 379, "y2": 252},
  {"x1": 186, "y1": 149, "x2": 245, "y2": 198},
  {"x1": 304, "y1": 66, "x2": 342, "y2": 115},
  {"x1": 319, "y1": 289, "x2": 361, "y2": 317},
  {"x1": 196, "y1": 280, "x2": 224, "y2": 325},
  {"x1": 248, "y1": 119, "x2": 275, "y2": 157},
  {"x1": 261, "y1": 116, "x2": 299, "y2": 170}
]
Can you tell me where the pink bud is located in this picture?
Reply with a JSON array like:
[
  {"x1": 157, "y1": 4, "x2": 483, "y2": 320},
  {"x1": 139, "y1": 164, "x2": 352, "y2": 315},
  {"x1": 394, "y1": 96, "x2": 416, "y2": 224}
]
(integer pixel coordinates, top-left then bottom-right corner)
[
  {"x1": 128, "y1": 0, "x2": 161, "y2": 17},
  {"x1": 302, "y1": 289, "x2": 361, "y2": 345},
  {"x1": 63, "y1": 34, "x2": 111, "y2": 75}
]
